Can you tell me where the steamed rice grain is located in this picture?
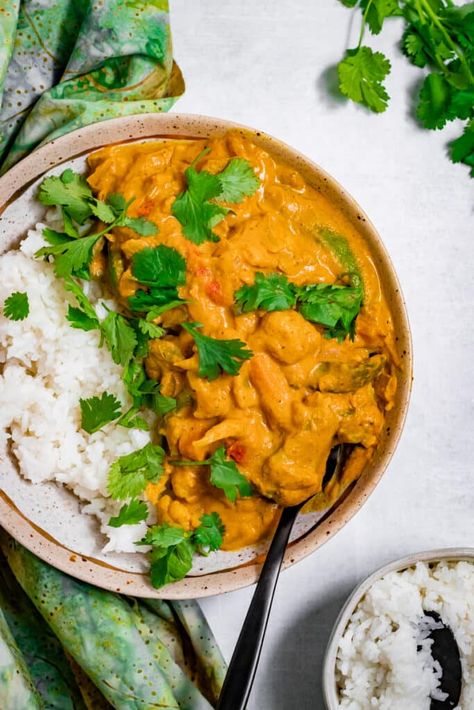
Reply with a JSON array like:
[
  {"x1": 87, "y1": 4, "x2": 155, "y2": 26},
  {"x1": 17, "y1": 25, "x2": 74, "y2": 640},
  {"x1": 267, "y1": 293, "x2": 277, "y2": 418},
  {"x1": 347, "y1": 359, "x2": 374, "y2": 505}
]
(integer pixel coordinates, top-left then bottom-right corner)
[{"x1": 0, "y1": 227, "x2": 154, "y2": 553}]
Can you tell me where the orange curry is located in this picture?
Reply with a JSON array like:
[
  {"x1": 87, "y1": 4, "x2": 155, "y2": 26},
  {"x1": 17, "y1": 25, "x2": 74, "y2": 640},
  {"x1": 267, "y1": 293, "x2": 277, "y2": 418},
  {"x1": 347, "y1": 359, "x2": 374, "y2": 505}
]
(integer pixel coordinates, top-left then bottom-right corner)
[{"x1": 87, "y1": 131, "x2": 398, "y2": 551}]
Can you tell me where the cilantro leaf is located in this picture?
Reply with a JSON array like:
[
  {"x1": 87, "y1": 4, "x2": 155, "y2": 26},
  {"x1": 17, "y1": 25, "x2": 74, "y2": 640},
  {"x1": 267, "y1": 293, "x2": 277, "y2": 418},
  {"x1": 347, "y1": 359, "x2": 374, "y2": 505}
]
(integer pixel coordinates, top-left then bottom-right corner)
[
  {"x1": 123, "y1": 217, "x2": 158, "y2": 236},
  {"x1": 107, "y1": 193, "x2": 127, "y2": 212},
  {"x1": 235, "y1": 272, "x2": 297, "y2": 312},
  {"x1": 89, "y1": 199, "x2": 116, "y2": 224},
  {"x1": 149, "y1": 539, "x2": 194, "y2": 588},
  {"x1": 122, "y1": 361, "x2": 177, "y2": 415},
  {"x1": 138, "y1": 319, "x2": 165, "y2": 339},
  {"x1": 116, "y1": 406, "x2": 150, "y2": 431},
  {"x1": 107, "y1": 443, "x2": 165, "y2": 500},
  {"x1": 208, "y1": 446, "x2": 253, "y2": 502},
  {"x1": 42, "y1": 227, "x2": 73, "y2": 247},
  {"x1": 297, "y1": 283, "x2": 363, "y2": 341},
  {"x1": 128, "y1": 289, "x2": 183, "y2": 313},
  {"x1": 131, "y1": 245, "x2": 186, "y2": 288},
  {"x1": 172, "y1": 166, "x2": 228, "y2": 245},
  {"x1": 193, "y1": 513, "x2": 225, "y2": 554},
  {"x1": 101, "y1": 311, "x2": 137, "y2": 367},
  {"x1": 35, "y1": 233, "x2": 102, "y2": 278},
  {"x1": 338, "y1": 46, "x2": 391, "y2": 113},
  {"x1": 139, "y1": 523, "x2": 187, "y2": 548},
  {"x1": 128, "y1": 246, "x2": 186, "y2": 313},
  {"x1": 66, "y1": 306, "x2": 98, "y2": 331},
  {"x1": 80, "y1": 391, "x2": 122, "y2": 434},
  {"x1": 448, "y1": 88, "x2": 474, "y2": 121},
  {"x1": 183, "y1": 322, "x2": 253, "y2": 380},
  {"x1": 108, "y1": 499, "x2": 149, "y2": 527},
  {"x1": 217, "y1": 158, "x2": 260, "y2": 202},
  {"x1": 38, "y1": 169, "x2": 94, "y2": 224},
  {"x1": 416, "y1": 73, "x2": 452, "y2": 129},
  {"x1": 360, "y1": 0, "x2": 400, "y2": 35},
  {"x1": 3, "y1": 291, "x2": 29, "y2": 321},
  {"x1": 63, "y1": 278, "x2": 100, "y2": 331},
  {"x1": 173, "y1": 446, "x2": 253, "y2": 502},
  {"x1": 450, "y1": 121, "x2": 474, "y2": 176}
]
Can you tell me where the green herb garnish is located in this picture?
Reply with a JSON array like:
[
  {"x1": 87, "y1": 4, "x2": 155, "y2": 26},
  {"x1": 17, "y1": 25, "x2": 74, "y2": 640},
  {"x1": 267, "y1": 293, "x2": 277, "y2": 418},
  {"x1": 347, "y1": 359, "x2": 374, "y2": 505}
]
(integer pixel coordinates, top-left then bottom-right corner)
[
  {"x1": 128, "y1": 245, "x2": 186, "y2": 313},
  {"x1": 138, "y1": 513, "x2": 225, "y2": 588},
  {"x1": 235, "y1": 272, "x2": 297, "y2": 312},
  {"x1": 3, "y1": 291, "x2": 29, "y2": 321},
  {"x1": 36, "y1": 171, "x2": 158, "y2": 277},
  {"x1": 101, "y1": 310, "x2": 138, "y2": 368},
  {"x1": 80, "y1": 391, "x2": 122, "y2": 434},
  {"x1": 172, "y1": 445, "x2": 253, "y2": 502},
  {"x1": 234, "y1": 272, "x2": 363, "y2": 341},
  {"x1": 172, "y1": 153, "x2": 260, "y2": 244},
  {"x1": 107, "y1": 443, "x2": 165, "y2": 500},
  {"x1": 108, "y1": 499, "x2": 149, "y2": 528},
  {"x1": 182, "y1": 322, "x2": 253, "y2": 380}
]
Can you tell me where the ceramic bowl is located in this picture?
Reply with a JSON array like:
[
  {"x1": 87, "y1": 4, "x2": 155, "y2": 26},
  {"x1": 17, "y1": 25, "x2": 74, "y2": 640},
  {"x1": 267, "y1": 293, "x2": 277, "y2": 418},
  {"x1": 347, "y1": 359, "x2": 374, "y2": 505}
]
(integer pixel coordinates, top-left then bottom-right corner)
[
  {"x1": 0, "y1": 113, "x2": 412, "y2": 598},
  {"x1": 323, "y1": 547, "x2": 474, "y2": 708}
]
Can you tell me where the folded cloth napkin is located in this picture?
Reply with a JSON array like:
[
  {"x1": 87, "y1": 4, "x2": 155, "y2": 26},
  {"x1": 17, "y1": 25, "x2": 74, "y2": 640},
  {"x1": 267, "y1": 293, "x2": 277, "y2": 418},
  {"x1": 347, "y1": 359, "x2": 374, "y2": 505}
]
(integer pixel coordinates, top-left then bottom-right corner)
[
  {"x1": 0, "y1": 5, "x2": 226, "y2": 709},
  {"x1": 0, "y1": 541, "x2": 227, "y2": 709},
  {"x1": 0, "y1": 0, "x2": 185, "y2": 173}
]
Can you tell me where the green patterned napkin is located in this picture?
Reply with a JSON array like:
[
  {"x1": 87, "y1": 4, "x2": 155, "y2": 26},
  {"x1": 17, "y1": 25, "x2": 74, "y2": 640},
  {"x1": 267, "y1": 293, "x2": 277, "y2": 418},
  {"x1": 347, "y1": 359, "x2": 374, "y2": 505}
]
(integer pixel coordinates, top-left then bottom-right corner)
[{"x1": 0, "y1": 0, "x2": 184, "y2": 174}]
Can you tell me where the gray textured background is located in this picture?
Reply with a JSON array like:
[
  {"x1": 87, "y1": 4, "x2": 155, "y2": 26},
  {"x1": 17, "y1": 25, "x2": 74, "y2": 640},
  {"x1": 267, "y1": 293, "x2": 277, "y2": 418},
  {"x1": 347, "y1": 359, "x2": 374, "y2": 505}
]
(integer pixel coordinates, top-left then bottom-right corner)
[{"x1": 171, "y1": 1, "x2": 474, "y2": 708}]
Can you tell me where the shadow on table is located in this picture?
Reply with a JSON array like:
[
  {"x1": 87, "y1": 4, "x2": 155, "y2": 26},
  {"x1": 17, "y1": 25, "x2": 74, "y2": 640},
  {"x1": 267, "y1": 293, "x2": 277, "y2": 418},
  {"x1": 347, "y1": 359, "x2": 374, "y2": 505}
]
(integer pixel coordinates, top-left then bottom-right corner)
[{"x1": 264, "y1": 584, "x2": 353, "y2": 710}]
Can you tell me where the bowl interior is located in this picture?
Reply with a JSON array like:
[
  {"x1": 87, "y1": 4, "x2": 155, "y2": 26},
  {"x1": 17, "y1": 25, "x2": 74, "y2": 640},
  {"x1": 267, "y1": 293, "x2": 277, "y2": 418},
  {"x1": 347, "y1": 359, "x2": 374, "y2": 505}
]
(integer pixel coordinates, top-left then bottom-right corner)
[
  {"x1": 0, "y1": 113, "x2": 412, "y2": 598},
  {"x1": 322, "y1": 548, "x2": 474, "y2": 709}
]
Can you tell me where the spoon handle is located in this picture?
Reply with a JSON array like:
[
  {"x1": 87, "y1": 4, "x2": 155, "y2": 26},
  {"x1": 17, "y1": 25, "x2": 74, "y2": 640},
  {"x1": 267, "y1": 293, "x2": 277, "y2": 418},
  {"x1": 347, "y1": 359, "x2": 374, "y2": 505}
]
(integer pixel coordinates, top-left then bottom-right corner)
[{"x1": 216, "y1": 504, "x2": 300, "y2": 710}]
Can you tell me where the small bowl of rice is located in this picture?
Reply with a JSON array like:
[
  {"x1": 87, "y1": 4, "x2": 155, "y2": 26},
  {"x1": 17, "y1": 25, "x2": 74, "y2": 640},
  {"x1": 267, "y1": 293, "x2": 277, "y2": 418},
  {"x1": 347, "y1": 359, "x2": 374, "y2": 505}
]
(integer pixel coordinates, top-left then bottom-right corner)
[{"x1": 323, "y1": 548, "x2": 474, "y2": 709}]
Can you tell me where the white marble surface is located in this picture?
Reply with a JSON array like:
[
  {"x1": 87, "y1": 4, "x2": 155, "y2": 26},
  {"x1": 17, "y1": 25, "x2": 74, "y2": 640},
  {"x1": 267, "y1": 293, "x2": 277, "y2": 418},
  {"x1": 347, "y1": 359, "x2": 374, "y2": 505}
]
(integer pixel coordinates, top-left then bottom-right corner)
[{"x1": 171, "y1": 1, "x2": 474, "y2": 707}]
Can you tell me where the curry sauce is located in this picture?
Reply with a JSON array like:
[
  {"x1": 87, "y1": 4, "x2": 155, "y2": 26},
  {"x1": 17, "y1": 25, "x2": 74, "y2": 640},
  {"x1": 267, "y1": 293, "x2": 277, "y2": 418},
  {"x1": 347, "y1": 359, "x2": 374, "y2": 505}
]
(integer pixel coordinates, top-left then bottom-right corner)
[{"x1": 87, "y1": 132, "x2": 397, "y2": 551}]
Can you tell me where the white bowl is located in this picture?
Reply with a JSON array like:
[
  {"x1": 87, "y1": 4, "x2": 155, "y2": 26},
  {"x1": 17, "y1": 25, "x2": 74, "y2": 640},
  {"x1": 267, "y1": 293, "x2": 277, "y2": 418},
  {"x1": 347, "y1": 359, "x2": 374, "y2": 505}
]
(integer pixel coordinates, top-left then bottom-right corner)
[{"x1": 322, "y1": 547, "x2": 474, "y2": 709}]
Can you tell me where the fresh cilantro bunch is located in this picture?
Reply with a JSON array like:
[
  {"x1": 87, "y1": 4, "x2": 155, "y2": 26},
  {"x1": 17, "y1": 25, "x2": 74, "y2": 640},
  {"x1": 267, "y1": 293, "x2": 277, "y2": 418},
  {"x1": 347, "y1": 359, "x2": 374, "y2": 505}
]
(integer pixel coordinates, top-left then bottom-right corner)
[
  {"x1": 337, "y1": 0, "x2": 474, "y2": 176},
  {"x1": 138, "y1": 513, "x2": 225, "y2": 588},
  {"x1": 172, "y1": 152, "x2": 260, "y2": 244},
  {"x1": 172, "y1": 445, "x2": 253, "y2": 502},
  {"x1": 235, "y1": 272, "x2": 363, "y2": 341}
]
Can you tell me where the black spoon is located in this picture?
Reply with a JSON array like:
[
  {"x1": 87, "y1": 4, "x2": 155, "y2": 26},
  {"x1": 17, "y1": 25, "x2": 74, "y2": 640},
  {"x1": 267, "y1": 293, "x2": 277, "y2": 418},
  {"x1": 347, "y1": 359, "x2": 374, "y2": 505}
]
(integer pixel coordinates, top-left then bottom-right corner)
[
  {"x1": 217, "y1": 446, "x2": 346, "y2": 710},
  {"x1": 422, "y1": 610, "x2": 462, "y2": 709}
]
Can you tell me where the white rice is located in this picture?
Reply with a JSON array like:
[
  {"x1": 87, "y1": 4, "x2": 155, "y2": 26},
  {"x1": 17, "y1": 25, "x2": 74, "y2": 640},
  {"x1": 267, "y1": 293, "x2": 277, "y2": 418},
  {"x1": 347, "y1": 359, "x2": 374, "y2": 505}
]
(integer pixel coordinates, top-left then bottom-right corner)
[
  {"x1": 336, "y1": 560, "x2": 474, "y2": 709},
  {"x1": 0, "y1": 226, "x2": 154, "y2": 553}
]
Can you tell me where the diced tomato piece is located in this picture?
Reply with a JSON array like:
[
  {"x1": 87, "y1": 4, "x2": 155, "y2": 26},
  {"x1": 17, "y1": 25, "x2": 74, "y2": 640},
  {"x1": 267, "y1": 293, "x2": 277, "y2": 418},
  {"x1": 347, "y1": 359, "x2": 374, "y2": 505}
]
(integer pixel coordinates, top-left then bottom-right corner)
[
  {"x1": 206, "y1": 279, "x2": 223, "y2": 304},
  {"x1": 227, "y1": 442, "x2": 246, "y2": 464},
  {"x1": 136, "y1": 198, "x2": 155, "y2": 216}
]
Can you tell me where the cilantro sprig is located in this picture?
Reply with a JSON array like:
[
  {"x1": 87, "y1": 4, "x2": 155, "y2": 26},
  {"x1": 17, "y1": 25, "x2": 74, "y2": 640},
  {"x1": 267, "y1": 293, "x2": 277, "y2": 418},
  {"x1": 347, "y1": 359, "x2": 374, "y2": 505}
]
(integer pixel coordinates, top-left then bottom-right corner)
[
  {"x1": 172, "y1": 153, "x2": 260, "y2": 244},
  {"x1": 128, "y1": 245, "x2": 187, "y2": 313},
  {"x1": 182, "y1": 322, "x2": 253, "y2": 380},
  {"x1": 36, "y1": 170, "x2": 158, "y2": 277},
  {"x1": 234, "y1": 272, "x2": 363, "y2": 341},
  {"x1": 336, "y1": 0, "x2": 474, "y2": 177},
  {"x1": 172, "y1": 445, "x2": 253, "y2": 502},
  {"x1": 3, "y1": 292, "x2": 29, "y2": 321},
  {"x1": 108, "y1": 500, "x2": 149, "y2": 528},
  {"x1": 107, "y1": 443, "x2": 165, "y2": 500},
  {"x1": 137, "y1": 513, "x2": 225, "y2": 588}
]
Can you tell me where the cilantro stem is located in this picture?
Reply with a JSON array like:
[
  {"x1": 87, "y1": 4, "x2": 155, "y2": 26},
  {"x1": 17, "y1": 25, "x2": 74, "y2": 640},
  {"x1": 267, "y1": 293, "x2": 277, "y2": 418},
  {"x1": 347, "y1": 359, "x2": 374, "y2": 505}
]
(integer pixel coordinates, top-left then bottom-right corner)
[
  {"x1": 416, "y1": 0, "x2": 474, "y2": 83},
  {"x1": 357, "y1": 0, "x2": 374, "y2": 49}
]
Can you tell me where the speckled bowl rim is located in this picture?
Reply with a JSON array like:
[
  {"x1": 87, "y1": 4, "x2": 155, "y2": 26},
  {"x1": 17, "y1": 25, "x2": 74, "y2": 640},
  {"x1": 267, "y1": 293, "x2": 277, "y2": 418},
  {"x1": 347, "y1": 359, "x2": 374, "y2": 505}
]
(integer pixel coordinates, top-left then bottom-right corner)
[
  {"x1": 0, "y1": 113, "x2": 413, "y2": 598},
  {"x1": 322, "y1": 547, "x2": 474, "y2": 709}
]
